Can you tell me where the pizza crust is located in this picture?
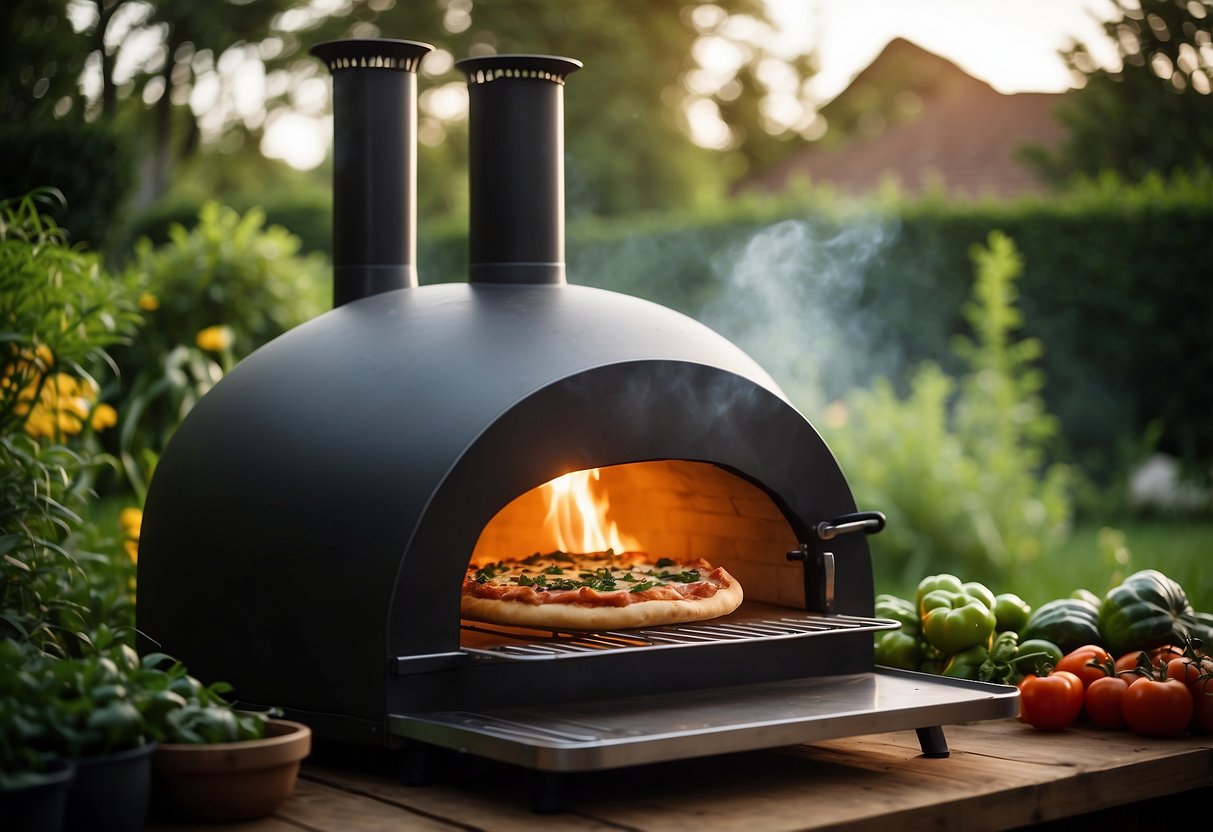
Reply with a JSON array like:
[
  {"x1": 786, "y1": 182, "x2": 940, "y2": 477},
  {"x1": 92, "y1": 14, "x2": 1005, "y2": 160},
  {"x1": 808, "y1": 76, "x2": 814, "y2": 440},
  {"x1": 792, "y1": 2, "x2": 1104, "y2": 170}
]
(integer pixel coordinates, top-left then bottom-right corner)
[{"x1": 460, "y1": 565, "x2": 744, "y2": 631}]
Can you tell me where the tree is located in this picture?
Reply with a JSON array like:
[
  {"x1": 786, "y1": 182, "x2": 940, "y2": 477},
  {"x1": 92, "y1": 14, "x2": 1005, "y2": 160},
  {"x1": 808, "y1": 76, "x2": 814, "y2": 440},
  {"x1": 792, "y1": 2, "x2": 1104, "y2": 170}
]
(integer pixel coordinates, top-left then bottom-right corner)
[
  {"x1": 1024, "y1": 0, "x2": 1213, "y2": 184},
  {"x1": 297, "y1": 0, "x2": 818, "y2": 215}
]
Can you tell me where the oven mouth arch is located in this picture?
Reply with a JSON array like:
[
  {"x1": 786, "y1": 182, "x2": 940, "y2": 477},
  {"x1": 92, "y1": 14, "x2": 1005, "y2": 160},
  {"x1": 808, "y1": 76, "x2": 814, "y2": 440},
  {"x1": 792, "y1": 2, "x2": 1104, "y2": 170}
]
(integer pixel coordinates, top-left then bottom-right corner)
[{"x1": 386, "y1": 359, "x2": 871, "y2": 659}]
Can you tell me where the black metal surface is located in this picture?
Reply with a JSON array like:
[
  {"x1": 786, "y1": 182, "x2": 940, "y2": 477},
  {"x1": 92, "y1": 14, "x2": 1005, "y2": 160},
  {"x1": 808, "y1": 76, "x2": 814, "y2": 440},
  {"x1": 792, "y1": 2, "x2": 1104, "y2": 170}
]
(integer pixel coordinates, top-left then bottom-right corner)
[
  {"x1": 310, "y1": 38, "x2": 433, "y2": 305},
  {"x1": 137, "y1": 40, "x2": 887, "y2": 747},
  {"x1": 458, "y1": 54, "x2": 582, "y2": 285}
]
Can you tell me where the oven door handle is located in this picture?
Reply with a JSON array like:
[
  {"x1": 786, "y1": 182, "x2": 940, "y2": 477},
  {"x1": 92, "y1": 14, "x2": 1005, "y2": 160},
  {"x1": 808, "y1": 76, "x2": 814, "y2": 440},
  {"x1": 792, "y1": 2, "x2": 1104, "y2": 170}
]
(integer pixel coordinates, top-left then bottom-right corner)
[{"x1": 815, "y1": 511, "x2": 886, "y2": 541}]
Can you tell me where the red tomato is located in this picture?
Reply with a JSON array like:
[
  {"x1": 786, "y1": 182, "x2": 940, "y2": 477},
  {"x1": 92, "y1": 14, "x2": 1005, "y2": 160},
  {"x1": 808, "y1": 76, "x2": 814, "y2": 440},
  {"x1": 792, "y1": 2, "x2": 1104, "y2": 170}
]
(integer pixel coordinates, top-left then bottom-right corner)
[
  {"x1": 1165, "y1": 655, "x2": 1210, "y2": 688},
  {"x1": 1115, "y1": 648, "x2": 1174, "y2": 677},
  {"x1": 1056, "y1": 644, "x2": 1113, "y2": 689},
  {"x1": 1121, "y1": 676, "x2": 1193, "y2": 737},
  {"x1": 1083, "y1": 675, "x2": 1129, "y2": 729},
  {"x1": 1018, "y1": 671, "x2": 1084, "y2": 731},
  {"x1": 1192, "y1": 676, "x2": 1213, "y2": 735},
  {"x1": 1114, "y1": 651, "x2": 1149, "y2": 675}
]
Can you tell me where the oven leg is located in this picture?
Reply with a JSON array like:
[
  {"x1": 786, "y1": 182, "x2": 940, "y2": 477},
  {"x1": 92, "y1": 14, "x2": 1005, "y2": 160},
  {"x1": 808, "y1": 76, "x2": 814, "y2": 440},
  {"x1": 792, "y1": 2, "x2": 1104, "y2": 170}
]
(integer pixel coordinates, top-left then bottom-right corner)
[
  {"x1": 528, "y1": 771, "x2": 567, "y2": 814},
  {"x1": 915, "y1": 725, "x2": 950, "y2": 758}
]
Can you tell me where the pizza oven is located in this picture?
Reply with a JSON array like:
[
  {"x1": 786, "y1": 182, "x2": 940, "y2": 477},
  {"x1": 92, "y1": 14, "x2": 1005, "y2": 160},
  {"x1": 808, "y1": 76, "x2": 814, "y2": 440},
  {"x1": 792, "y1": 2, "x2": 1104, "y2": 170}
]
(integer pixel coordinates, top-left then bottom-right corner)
[{"x1": 136, "y1": 38, "x2": 1017, "y2": 811}]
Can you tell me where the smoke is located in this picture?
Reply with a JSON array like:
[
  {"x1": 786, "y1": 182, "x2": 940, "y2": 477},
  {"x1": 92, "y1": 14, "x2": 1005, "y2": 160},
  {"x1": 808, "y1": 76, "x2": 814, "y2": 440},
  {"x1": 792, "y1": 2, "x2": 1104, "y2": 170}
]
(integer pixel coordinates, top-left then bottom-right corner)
[{"x1": 700, "y1": 214, "x2": 902, "y2": 412}]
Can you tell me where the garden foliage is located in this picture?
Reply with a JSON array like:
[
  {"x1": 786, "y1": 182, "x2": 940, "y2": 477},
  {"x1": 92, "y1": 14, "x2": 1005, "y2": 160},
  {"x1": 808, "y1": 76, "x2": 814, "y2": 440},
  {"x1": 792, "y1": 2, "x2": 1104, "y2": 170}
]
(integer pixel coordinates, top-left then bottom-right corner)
[
  {"x1": 142, "y1": 173, "x2": 1211, "y2": 488},
  {"x1": 822, "y1": 232, "x2": 1073, "y2": 588},
  {"x1": 113, "y1": 202, "x2": 328, "y2": 499},
  {"x1": 0, "y1": 191, "x2": 140, "y2": 656}
]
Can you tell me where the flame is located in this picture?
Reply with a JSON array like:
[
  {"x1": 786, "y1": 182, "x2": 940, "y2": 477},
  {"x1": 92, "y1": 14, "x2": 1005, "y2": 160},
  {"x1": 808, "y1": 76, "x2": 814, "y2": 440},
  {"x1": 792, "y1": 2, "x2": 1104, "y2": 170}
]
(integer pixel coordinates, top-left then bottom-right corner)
[{"x1": 542, "y1": 469, "x2": 640, "y2": 554}]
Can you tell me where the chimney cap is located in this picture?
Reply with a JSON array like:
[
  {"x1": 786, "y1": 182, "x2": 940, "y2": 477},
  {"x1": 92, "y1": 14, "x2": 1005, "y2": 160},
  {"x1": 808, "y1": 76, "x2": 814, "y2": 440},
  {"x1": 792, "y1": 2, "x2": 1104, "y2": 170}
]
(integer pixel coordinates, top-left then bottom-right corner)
[
  {"x1": 457, "y1": 54, "x2": 582, "y2": 85},
  {"x1": 310, "y1": 38, "x2": 434, "y2": 72}
]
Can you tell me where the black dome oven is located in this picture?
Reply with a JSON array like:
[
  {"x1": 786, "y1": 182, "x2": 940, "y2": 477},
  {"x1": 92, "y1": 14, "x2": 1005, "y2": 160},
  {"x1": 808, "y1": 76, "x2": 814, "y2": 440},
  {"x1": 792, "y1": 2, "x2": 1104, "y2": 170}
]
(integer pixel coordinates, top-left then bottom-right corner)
[{"x1": 136, "y1": 38, "x2": 1017, "y2": 812}]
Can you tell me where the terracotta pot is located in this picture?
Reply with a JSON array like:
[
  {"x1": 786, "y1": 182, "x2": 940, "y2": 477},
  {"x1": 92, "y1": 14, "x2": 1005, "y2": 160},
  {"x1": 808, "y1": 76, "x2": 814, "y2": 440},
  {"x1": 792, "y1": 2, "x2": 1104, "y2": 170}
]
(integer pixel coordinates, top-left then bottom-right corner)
[{"x1": 151, "y1": 718, "x2": 311, "y2": 822}]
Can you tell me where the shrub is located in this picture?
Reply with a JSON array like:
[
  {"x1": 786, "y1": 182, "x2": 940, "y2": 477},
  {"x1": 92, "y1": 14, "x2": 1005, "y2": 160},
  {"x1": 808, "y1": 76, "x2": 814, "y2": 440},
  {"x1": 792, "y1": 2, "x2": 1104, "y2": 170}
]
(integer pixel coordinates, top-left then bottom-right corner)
[
  {"x1": 113, "y1": 202, "x2": 328, "y2": 499},
  {"x1": 821, "y1": 231, "x2": 1074, "y2": 587},
  {"x1": 0, "y1": 190, "x2": 140, "y2": 655}
]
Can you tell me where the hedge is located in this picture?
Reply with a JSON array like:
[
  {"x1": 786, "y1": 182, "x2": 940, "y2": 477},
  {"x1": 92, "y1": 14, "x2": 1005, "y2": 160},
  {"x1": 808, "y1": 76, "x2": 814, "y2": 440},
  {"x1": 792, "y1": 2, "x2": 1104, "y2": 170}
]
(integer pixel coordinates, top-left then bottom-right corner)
[{"x1": 127, "y1": 174, "x2": 1213, "y2": 477}]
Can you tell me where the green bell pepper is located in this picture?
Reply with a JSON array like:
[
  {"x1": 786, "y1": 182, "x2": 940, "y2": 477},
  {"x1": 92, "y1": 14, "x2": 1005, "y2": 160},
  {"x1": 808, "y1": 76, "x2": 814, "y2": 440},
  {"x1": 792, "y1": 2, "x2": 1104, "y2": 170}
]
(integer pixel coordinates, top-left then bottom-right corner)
[
  {"x1": 921, "y1": 591, "x2": 997, "y2": 655},
  {"x1": 915, "y1": 573, "x2": 966, "y2": 614},
  {"x1": 992, "y1": 592, "x2": 1031, "y2": 633},
  {"x1": 942, "y1": 644, "x2": 989, "y2": 680},
  {"x1": 919, "y1": 644, "x2": 948, "y2": 675},
  {"x1": 961, "y1": 581, "x2": 997, "y2": 612},
  {"x1": 874, "y1": 630, "x2": 924, "y2": 670},
  {"x1": 875, "y1": 593, "x2": 921, "y2": 634}
]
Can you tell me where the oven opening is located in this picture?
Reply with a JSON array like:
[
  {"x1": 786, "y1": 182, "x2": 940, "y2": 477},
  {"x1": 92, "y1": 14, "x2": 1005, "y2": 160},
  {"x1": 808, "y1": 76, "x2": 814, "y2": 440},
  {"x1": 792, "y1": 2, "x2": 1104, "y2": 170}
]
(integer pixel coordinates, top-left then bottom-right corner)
[{"x1": 454, "y1": 460, "x2": 883, "y2": 658}]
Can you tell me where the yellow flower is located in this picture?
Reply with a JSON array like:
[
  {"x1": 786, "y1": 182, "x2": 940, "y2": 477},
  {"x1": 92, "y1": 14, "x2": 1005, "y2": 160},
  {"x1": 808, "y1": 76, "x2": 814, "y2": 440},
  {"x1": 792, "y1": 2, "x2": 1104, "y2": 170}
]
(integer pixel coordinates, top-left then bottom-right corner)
[
  {"x1": 120, "y1": 506, "x2": 143, "y2": 564},
  {"x1": 21, "y1": 372, "x2": 98, "y2": 439},
  {"x1": 119, "y1": 507, "x2": 143, "y2": 539},
  {"x1": 138, "y1": 293, "x2": 160, "y2": 312},
  {"x1": 90, "y1": 403, "x2": 118, "y2": 431},
  {"x1": 195, "y1": 325, "x2": 234, "y2": 353}
]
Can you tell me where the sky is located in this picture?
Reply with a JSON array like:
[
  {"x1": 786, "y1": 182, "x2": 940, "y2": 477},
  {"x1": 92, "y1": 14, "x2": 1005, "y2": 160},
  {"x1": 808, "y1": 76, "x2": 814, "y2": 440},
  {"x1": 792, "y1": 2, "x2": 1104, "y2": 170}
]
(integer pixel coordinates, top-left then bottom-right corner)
[
  {"x1": 765, "y1": 0, "x2": 1119, "y2": 99},
  {"x1": 263, "y1": 0, "x2": 1122, "y2": 168}
]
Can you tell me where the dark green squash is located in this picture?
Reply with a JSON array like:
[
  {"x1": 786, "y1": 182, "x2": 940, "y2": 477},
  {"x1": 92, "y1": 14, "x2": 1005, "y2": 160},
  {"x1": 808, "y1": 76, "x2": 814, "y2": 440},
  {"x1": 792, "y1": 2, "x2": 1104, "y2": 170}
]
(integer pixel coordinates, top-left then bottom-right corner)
[
  {"x1": 1020, "y1": 597, "x2": 1102, "y2": 653},
  {"x1": 1097, "y1": 569, "x2": 1194, "y2": 656}
]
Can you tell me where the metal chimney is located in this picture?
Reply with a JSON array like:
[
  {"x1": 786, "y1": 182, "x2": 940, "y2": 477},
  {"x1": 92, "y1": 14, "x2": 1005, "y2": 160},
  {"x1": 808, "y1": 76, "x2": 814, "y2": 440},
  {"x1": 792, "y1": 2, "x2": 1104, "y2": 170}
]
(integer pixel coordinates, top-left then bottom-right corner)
[
  {"x1": 457, "y1": 55, "x2": 582, "y2": 285},
  {"x1": 311, "y1": 38, "x2": 433, "y2": 306}
]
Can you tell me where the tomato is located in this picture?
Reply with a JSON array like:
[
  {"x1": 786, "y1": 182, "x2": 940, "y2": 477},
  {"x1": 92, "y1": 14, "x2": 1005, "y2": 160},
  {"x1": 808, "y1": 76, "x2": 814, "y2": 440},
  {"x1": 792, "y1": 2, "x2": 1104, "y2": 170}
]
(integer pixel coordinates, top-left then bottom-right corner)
[
  {"x1": 1121, "y1": 676, "x2": 1193, "y2": 737},
  {"x1": 1083, "y1": 675, "x2": 1129, "y2": 729},
  {"x1": 1165, "y1": 655, "x2": 1212, "y2": 688},
  {"x1": 1017, "y1": 671, "x2": 1084, "y2": 731},
  {"x1": 1114, "y1": 651, "x2": 1145, "y2": 675},
  {"x1": 1114, "y1": 648, "x2": 1173, "y2": 677},
  {"x1": 1055, "y1": 644, "x2": 1113, "y2": 689},
  {"x1": 1192, "y1": 676, "x2": 1213, "y2": 735}
]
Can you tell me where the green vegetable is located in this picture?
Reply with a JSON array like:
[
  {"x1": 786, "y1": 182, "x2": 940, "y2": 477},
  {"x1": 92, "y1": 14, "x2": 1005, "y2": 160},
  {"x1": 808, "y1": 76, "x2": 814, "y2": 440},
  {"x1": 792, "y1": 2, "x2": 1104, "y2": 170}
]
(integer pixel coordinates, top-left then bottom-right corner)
[
  {"x1": 919, "y1": 645, "x2": 947, "y2": 675},
  {"x1": 874, "y1": 630, "x2": 924, "y2": 670},
  {"x1": 943, "y1": 645, "x2": 989, "y2": 680},
  {"x1": 921, "y1": 592, "x2": 997, "y2": 655},
  {"x1": 961, "y1": 581, "x2": 997, "y2": 612},
  {"x1": 1070, "y1": 588, "x2": 1102, "y2": 608},
  {"x1": 915, "y1": 574, "x2": 965, "y2": 614},
  {"x1": 1097, "y1": 569, "x2": 1195, "y2": 656},
  {"x1": 992, "y1": 593, "x2": 1031, "y2": 633},
  {"x1": 1021, "y1": 597, "x2": 1102, "y2": 653},
  {"x1": 1013, "y1": 638, "x2": 1064, "y2": 676},
  {"x1": 1188, "y1": 610, "x2": 1213, "y2": 648},
  {"x1": 977, "y1": 631, "x2": 1023, "y2": 684},
  {"x1": 875, "y1": 594, "x2": 920, "y2": 634}
]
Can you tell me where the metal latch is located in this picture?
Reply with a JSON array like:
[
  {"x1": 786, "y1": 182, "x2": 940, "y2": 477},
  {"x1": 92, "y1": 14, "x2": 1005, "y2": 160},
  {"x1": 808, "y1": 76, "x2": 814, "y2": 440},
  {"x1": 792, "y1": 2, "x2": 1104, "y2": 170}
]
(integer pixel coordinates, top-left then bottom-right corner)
[
  {"x1": 815, "y1": 511, "x2": 886, "y2": 540},
  {"x1": 787, "y1": 544, "x2": 835, "y2": 614},
  {"x1": 787, "y1": 512, "x2": 886, "y2": 614}
]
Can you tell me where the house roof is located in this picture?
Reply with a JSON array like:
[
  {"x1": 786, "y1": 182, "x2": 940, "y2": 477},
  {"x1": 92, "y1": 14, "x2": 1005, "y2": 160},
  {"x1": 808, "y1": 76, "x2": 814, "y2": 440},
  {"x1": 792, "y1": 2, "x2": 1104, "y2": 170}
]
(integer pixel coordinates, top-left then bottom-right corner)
[{"x1": 746, "y1": 38, "x2": 1069, "y2": 200}]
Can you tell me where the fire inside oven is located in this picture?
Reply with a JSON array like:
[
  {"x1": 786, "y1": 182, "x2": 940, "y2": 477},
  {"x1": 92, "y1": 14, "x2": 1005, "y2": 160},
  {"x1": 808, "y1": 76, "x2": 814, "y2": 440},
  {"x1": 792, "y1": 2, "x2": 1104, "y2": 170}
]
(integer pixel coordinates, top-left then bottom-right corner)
[{"x1": 464, "y1": 462, "x2": 810, "y2": 648}]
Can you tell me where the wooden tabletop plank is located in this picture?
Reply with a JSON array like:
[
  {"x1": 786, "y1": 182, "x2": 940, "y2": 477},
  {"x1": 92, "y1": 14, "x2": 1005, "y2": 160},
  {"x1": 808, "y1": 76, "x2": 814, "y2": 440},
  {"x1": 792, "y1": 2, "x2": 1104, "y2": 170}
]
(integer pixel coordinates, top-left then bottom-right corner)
[{"x1": 146, "y1": 719, "x2": 1213, "y2": 832}]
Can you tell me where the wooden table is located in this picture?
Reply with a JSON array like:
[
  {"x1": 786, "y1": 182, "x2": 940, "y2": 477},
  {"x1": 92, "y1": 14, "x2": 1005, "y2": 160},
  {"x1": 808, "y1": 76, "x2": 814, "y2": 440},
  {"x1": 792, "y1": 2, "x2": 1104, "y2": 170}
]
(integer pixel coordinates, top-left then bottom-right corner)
[{"x1": 147, "y1": 718, "x2": 1212, "y2": 832}]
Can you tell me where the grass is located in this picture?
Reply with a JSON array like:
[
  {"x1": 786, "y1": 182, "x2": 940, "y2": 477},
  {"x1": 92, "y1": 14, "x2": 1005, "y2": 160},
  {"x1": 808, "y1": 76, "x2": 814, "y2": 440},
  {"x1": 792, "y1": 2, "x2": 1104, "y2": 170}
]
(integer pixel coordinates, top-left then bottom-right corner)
[{"x1": 873, "y1": 517, "x2": 1213, "y2": 614}]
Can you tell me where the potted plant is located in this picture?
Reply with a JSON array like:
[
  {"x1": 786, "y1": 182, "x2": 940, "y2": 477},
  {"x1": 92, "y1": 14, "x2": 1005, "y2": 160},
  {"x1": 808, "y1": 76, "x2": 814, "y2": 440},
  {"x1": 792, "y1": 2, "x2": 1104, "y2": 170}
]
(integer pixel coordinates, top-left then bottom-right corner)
[
  {"x1": 139, "y1": 653, "x2": 312, "y2": 824},
  {"x1": 1, "y1": 640, "x2": 77, "y2": 832},
  {"x1": 0, "y1": 633, "x2": 159, "y2": 832}
]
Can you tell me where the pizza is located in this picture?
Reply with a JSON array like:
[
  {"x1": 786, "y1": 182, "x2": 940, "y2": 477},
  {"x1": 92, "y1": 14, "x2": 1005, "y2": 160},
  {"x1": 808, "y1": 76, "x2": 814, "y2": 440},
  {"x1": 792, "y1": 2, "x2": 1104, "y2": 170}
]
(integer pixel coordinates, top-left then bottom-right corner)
[{"x1": 461, "y1": 550, "x2": 744, "y2": 630}]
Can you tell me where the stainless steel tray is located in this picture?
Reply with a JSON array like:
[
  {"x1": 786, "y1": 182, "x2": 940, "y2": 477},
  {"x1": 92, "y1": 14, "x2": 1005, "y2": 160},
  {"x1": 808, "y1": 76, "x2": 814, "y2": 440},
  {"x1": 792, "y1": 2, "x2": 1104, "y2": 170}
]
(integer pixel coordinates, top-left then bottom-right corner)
[{"x1": 389, "y1": 668, "x2": 1020, "y2": 772}]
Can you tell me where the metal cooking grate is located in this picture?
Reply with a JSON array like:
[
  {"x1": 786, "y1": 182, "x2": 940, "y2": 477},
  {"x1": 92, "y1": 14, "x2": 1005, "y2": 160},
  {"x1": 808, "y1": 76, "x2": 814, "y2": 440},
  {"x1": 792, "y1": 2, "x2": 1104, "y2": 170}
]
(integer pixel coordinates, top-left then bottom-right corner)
[{"x1": 461, "y1": 613, "x2": 898, "y2": 661}]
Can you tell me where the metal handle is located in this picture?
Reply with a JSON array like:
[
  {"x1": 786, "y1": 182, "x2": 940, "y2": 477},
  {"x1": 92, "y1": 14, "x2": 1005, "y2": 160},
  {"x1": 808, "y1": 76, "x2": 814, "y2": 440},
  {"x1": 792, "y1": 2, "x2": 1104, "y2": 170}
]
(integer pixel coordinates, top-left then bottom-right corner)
[{"x1": 815, "y1": 511, "x2": 886, "y2": 541}]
